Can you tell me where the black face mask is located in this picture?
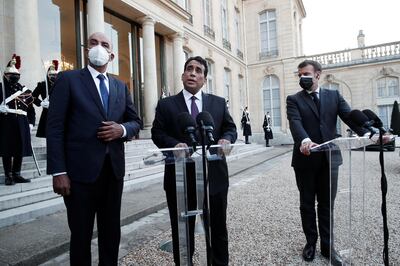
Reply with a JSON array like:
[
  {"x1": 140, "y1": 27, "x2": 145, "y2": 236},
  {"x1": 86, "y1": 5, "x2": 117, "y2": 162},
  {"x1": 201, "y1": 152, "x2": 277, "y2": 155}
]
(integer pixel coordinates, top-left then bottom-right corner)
[
  {"x1": 299, "y1": 76, "x2": 314, "y2": 91},
  {"x1": 7, "y1": 74, "x2": 20, "y2": 84}
]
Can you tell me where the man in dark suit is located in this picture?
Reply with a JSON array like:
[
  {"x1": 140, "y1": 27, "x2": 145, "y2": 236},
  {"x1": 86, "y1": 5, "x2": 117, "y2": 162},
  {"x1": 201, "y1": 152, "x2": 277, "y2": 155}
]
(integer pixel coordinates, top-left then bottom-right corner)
[
  {"x1": 287, "y1": 60, "x2": 366, "y2": 265},
  {"x1": 46, "y1": 32, "x2": 142, "y2": 265},
  {"x1": 152, "y1": 56, "x2": 237, "y2": 265}
]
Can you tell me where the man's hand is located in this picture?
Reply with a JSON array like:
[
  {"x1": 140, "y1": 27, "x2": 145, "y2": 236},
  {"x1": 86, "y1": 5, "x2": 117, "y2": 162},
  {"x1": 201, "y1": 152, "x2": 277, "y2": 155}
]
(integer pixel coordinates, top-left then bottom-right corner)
[
  {"x1": 174, "y1": 143, "x2": 189, "y2": 158},
  {"x1": 218, "y1": 139, "x2": 232, "y2": 156},
  {"x1": 40, "y1": 100, "x2": 49, "y2": 108},
  {"x1": 0, "y1": 105, "x2": 8, "y2": 113},
  {"x1": 97, "y1": 121, "x2": 123, "y2": 142},
  {"x1": 300, "y1": 141, "x2": 318, "y2": 156},
  {"x1": 53, "y1": 174, "x2": 71, "y2": 196}
]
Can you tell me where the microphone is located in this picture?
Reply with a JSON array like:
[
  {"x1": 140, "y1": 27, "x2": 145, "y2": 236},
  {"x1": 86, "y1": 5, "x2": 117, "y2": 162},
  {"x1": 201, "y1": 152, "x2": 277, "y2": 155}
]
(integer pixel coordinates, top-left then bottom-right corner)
[
  {"x1": 177, "y1": 112, "x2": 198, "y2": 150},
  {"x1": 349, "y1": 109, "x2": 376, "y2": 136},
  {"x1": 362, "y1": 109, "x2": 386, "y2": 132},
  {"x1": 196, "y1": 111, "x2": 215, "y2": 144}
]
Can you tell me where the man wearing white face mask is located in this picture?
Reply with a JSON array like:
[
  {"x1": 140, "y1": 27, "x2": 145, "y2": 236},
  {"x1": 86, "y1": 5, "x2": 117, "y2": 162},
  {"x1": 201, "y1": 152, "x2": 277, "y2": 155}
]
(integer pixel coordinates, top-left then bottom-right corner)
[{"x1": 47, "y1": 32, "x2": 142, "y2": 265}]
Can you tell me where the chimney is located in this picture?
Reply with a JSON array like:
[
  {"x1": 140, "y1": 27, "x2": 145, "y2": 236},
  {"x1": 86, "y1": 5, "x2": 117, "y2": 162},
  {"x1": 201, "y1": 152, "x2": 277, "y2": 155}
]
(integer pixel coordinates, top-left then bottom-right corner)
[{"x1": 357, "y1": 30, "x2": 365, "y2": 48}]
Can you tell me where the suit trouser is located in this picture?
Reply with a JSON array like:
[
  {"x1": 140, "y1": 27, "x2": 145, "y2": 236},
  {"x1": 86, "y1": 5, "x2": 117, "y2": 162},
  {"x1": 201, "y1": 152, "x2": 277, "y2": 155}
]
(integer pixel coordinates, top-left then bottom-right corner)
[
  {"x1": 64, "y1": 156, "x2": 123, "y2": 266},
  {"x1": 166, "y1": 166, "x2": 229, "y2": 266},
  {"x1": 294, "y1": 158, "x2": 338, "y2": 249}
]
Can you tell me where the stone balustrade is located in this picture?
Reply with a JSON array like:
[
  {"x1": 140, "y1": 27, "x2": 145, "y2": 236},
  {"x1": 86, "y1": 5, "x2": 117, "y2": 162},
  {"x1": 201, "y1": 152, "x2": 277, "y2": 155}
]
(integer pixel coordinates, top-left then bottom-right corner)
[{"x1": 307, "y1": 41, "x2": 400, "y2": 68}]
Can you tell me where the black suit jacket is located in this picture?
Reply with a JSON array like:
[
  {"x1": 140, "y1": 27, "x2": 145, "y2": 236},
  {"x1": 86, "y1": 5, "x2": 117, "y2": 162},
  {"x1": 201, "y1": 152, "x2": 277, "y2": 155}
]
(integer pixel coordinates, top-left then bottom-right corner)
[
  {"x1": 151, "y1": 91, "x2": 237, "y2": 195},
  {"x1": 287, "y1": 88, "x2": 366, "y2": 169},
  {"x1": 46, "y1": 67, "x2": 142, "y2": 182}
]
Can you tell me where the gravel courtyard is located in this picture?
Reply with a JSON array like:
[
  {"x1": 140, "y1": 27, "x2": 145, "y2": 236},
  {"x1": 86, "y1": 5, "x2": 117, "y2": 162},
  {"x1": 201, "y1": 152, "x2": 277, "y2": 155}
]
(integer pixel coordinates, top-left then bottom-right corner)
[{"x1": 121, "y1": 149, "x2": 400, "y2": 265}]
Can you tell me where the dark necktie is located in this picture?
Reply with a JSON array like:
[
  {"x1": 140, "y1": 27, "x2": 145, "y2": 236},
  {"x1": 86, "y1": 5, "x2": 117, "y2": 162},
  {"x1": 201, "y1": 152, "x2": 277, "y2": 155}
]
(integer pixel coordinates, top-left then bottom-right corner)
[
  {"x1": 311, "y1": 91, "x2": 320, "y2": 111},
  {"x1": 97, "y1": 74, "x2": 109, "y2": 115},
  {"x1": 191, "y1": 96, "x2": 199, "y2": 120}
]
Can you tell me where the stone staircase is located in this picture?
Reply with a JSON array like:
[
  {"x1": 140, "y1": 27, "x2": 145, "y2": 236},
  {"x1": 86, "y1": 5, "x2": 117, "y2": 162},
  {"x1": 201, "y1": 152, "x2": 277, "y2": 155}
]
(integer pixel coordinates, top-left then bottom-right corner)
[{"x1": 0, "y1": 138, "x2": 267, "y2": 229}]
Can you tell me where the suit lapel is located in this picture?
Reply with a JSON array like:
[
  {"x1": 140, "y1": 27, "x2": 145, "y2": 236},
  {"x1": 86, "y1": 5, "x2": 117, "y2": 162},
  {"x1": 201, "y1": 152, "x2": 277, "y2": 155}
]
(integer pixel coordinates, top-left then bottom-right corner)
[
  {"x1": 301, "y1": 90, "x2": 319, "y2": 118},
  {"x1": 202, "y1": 91, "x2": 210, "y2": 112},
  {"x1": 80, "y1": 68, "x2": 106, "y2": 119},
  {"x1": 174, "y1": 91, "x2": 191, "y2": 113},
  {"x1": 107, "y1": 74, "x2": 118, "y2": 119}
]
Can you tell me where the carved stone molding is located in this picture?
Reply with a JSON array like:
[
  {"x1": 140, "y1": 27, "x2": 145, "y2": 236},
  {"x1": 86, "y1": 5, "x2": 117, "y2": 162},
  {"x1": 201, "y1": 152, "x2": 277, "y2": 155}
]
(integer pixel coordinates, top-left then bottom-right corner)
[
  {"x1": 380, "y1": 67, "x2": 394, "y2": 76},
  {"x1": 263, "y1": 66, "x2": 275, "y2": 75}
]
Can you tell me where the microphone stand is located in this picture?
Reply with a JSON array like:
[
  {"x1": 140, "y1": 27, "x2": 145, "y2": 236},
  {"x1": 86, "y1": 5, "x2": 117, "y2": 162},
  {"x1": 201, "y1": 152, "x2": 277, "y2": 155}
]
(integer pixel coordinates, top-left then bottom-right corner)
[
  {"x1": 378, "y1": 128, "x2": 389, "y2": 266},
  {"x1": 199, "y1": 120, "x2": 212, "y2": 266}
]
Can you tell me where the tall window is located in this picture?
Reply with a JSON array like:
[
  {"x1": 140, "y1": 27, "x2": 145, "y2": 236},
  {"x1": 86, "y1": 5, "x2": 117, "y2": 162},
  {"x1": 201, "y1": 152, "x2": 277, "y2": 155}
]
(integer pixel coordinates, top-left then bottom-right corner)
[
  {"x1": 235, "y1": 10, "x2": 241, "y2": 51},
  {"x1": 323, "y1": 82, "x2": 341, "y2": 133},
  {"x1": 38, "y1": 0, "x2": 79, "y2": 70},
  {"x1": 206, "y1": 60, "x2": 214, "y2": 94},
  {"x1": 377, "y1": 77, "x2": 399, "y2": 97},
  {"x1": 221, "y1": 0, "x2": 229, "y2": 40},
  {"x1": 239, "y1": 75, "x2": 245, "y2": 108},
  {"x1": 224, "y1": 68, "x2": 231, "y2": 102},
  {"x1": 204, "y1": 0, "x2": 212, "y2": 28},
  {"x1": 378, "y1": 105, "x2": 393, "y2": 129},
  {"x1": 176, "y1": 0, "x2": 188, "y2": 11},
  {"x1": 377, "y1": 77, "x2": 399, "y2": 128},
  {"x1": 259, "y1": 10, "x2": 278, "y2": 59},
  {"x1": 262, "y1": 75, "x2": 281, "y2": 127}
]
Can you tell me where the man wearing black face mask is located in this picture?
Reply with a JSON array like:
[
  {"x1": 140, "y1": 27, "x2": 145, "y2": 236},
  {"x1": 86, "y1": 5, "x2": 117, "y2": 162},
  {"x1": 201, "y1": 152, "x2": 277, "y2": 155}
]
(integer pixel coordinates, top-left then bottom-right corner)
[
  {"x1": 0, "y1": 54, "x2": 35, "y2": 185},
  {"x1": 32, "y1": 60, "x2": 59, "y2": 138},
  {"x1": 286, "y1": 60, "x2": 366, "y2": 265}
]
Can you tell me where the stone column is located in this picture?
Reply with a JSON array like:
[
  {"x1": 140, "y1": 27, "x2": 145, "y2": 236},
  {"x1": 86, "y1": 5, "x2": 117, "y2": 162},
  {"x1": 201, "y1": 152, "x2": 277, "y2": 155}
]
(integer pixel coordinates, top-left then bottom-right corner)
[
  {"x1": 87, "y1": 0, "x2": 104, "y2": 35},
  {"x1": 172, "y1": 32, "x2": 185, "y2": 94},
  {"x1": 142, "y1": 16, "x2": 158, "y2": 128},
  {"x1": 14, "y1": 0, "x2": 42, "y2": 90}
]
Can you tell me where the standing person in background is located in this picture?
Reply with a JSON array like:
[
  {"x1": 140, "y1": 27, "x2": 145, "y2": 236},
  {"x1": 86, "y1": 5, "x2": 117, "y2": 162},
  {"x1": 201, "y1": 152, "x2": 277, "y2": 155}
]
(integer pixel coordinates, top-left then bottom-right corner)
[
  {"x1": 241, "y1": 106, "x2": 252, "y2": 144},
  {"x1": 32, "y1": 60, "x2": 59, "y2": 138},
  {"x1": 46, "y1": 32, "x2": 142, "y2": 265},
  {"x1": 0, "y1": 54, "x2": 35, "y2": 185},
  {"x1": 263, "y1": 112, "x2": 273, "y2": 147},
  {"x1": 286, "y1": 60, "x2": 367, "y2": 265}
]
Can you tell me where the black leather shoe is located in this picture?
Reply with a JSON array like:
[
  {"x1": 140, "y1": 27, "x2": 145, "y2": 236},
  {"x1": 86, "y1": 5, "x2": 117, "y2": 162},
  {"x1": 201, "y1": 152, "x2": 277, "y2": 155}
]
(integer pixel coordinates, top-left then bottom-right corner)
[
  {"x1": 321, "y1": 248, "x2": 343, "y2": 266},
  {"x1": 302, "y1": 243, "x2": 316, "y2": 262},
  {"x1": 4, "y1": 176, "x2": 15, "y2": 186},
  {"x1": 13, "y1": 175, "x2": 31, "y2": 183}
]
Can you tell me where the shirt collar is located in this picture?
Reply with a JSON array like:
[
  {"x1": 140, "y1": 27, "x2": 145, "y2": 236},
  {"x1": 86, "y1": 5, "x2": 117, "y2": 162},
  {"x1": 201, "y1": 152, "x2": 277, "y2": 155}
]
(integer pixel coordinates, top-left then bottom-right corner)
[
  {"x1": 306, "y1": 87, "x2": 320, "y2": 94},
  {"x1": 88, "y1": 65, "x2": 109, "y2": 83},
  {"x1": 183, "y1": 88, "x2": 202, "y2": 102}
]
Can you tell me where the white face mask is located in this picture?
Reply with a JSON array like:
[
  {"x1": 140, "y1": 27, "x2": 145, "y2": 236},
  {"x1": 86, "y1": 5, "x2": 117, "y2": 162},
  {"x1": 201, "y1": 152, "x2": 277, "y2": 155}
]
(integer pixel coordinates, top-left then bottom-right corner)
[{"x1": 88, "y1": 45, "x2": 110, "y2": 66}]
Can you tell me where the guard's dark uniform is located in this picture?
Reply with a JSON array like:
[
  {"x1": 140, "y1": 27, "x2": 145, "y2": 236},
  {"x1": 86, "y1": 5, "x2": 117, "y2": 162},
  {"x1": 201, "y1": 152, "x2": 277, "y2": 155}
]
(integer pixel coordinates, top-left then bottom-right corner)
[
  {"x1": 0, "y1": 55, "x2": 35, "y2": 185},
  {"x1": 263, "y1": 114, "x2": 273, "y2": 147},
  {"x1": 241, "y1": 108, "x2": 252, "y2": 144},
  {"x1": 32, "y1": 60, "x2": 58, "y2": 138}
]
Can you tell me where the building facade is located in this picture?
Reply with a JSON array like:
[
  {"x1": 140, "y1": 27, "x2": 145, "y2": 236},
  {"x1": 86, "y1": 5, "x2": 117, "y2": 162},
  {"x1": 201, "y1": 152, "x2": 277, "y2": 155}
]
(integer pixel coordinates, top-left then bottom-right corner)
[{"x1": 1, "y1": 0, "x2": 399, "y2": 142}]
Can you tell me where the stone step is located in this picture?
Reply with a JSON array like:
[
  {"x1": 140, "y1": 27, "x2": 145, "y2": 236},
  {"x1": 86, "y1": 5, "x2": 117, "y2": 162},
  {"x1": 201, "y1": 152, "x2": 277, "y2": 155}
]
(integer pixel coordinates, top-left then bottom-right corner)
[
  {"x1": 0, "y1": 171, "x2": 165, "y2": 229},
  {"x1": 0, "y1": 143, "x2": 267, "y2": 228}
]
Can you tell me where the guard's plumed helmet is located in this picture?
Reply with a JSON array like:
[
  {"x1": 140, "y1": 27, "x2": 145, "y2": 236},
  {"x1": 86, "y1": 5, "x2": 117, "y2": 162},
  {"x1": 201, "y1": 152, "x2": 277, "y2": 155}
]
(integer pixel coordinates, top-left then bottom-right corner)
[
  {"x1": 47, "y1": 60, "x2": 59, "y2": 75},
  {"x1": 4, "y1": 54, "x2": 21, "y2": 74}
]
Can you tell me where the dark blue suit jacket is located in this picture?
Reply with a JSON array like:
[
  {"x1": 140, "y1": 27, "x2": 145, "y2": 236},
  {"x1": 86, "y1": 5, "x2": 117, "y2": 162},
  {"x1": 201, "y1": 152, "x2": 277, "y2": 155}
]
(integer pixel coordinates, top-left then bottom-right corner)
[
  {"x1": 151, "y1": 91, "x2": 237, "y2": 195},
  {"x1": 46, "y1": 67, "x2": 142, "y2": 182},
  {"x1": 287, "y1": 88, "x2": 366, "y2": 169}
]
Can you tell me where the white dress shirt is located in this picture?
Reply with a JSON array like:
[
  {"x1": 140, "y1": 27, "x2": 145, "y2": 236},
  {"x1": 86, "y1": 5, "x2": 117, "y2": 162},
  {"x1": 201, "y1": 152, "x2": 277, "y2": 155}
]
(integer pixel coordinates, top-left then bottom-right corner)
[{"x1": 182, "y1": 88, "x2": 203, "y2": 115}]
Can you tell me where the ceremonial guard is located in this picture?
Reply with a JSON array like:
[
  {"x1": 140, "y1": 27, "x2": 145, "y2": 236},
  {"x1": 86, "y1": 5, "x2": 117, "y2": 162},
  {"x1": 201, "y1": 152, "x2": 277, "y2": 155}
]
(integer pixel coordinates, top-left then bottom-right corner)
[
  {"x1": 32, "y1": 60, "x2": 59, "y2": 138},
  {"x1": 0, "y1": 55, "x2": 35, "y2": 185},
  {"x1": 263, "y1": 112, "x2": 273, "y2": 147},
  {"x1": 241, "y1": 106, "x2": 252, "y2": 144}
]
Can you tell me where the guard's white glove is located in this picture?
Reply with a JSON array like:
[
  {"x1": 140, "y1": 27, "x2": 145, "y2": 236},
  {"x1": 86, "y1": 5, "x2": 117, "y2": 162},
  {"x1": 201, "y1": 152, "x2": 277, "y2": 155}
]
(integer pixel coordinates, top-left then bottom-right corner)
[
  {"x1": 29, "y1": 124, "x2": 34, "y2": 131},
  {"x1": 40, "y1": 100, "x2": 49, "y2": 109},
  {"x1": 0, "y1": 105, "x2": 8, "y2": 113}
]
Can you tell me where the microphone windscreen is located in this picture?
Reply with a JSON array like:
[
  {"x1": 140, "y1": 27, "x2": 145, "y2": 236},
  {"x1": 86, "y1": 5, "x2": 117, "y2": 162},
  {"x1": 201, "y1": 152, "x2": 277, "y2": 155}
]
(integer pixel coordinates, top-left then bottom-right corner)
[
  {"x1": 177, "y1": 112, "x2": 196, "y2": 132},
  {"x1": 363, "y1": 109, "x2": 383, "y2": 127},
  {"x1": 196, "y1": 111, "x2": 215, "y2": 128},
  {"x1": 349, "y1": 109, "x2": 370, "y2": 126}
]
